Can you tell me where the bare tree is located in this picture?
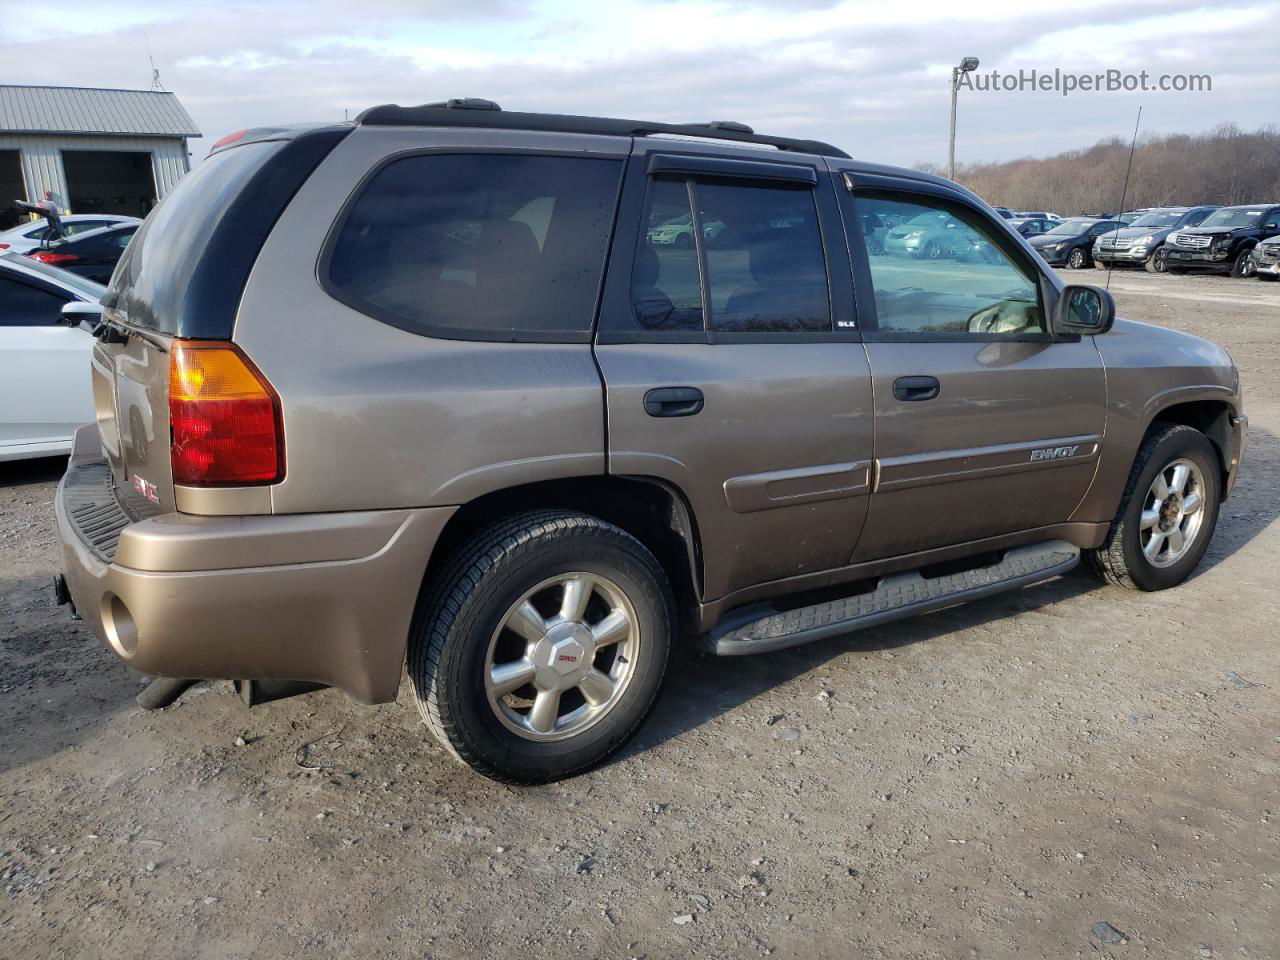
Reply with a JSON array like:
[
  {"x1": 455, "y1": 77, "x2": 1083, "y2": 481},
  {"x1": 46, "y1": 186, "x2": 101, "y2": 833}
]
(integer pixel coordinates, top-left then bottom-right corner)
[{"x1": 916, "y1": 125, "x2": 1280, "y2": 215}]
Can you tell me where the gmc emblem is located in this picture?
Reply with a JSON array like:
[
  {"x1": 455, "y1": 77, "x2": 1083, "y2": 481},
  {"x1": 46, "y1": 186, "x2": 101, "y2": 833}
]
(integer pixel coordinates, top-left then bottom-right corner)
[
  {"x1": 557, "y1": 654, "x2": 579, "y2": 663},
  {"x1": 1030, "y1": 444, "x2": 1080, "y2": 463},
  {"x1": 132, "y1": 473, "x2": 160, "y2": 504}
]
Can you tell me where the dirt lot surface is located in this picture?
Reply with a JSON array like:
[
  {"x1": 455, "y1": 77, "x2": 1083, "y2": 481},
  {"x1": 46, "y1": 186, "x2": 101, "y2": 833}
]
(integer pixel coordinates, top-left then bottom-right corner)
[{"x1": 3, "y1": 270, "x2": 1278, "y2": 959}]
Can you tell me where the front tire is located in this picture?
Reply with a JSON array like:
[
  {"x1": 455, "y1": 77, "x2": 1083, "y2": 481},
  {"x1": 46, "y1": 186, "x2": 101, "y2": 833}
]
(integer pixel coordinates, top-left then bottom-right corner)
[
  {"x1": 1230, "y1": 249, "x2": 1256, "y2": 278},
  {"x1": 1144, "y1": 248, "x2": 1166, "y2": 273},
  {"x1": 1085, "y1": 424, "x2": 1221, "y2": 591},
  {"x1": 408, "y1": 511, "x2": 674, "y2": 783},
  {"x1": 1067, "y1": 247, "x2": 1087, "y2": 269}
]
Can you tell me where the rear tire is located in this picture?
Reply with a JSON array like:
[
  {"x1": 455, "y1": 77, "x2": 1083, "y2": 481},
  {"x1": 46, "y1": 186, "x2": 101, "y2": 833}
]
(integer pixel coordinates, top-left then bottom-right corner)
[
  {"x1": 1085, "y1": 424, "x2": 1221, "y2": 591},
  {"x1": 407, "y1": 510, "x2": 674, "y2": 783}
]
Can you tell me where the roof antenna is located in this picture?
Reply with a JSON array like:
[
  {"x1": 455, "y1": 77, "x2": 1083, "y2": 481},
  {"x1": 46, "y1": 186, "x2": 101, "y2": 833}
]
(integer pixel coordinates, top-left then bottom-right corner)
[
  {"x1": 146, "y1": 31, "x2": 165, "y2": 91},
  {"x1": 1106, "y1": 106, "x2": 1142, "y2": 293}
]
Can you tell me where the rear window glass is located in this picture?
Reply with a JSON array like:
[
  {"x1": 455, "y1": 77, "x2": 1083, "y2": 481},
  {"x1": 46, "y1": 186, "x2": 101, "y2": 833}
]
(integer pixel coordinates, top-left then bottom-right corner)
[
  {"x1": 326, "y1": 153, "x2": 622, "y2": 340},
  {"x1": 108, "y1": 141, "x2": 284, "y2": 332}
]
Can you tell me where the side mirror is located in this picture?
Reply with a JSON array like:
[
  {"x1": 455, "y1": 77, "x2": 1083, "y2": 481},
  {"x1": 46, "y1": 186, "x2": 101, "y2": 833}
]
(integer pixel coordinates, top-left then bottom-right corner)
[
  {"x1": 1052, "y1": 284, "x2": 1114, "y2": 336},
  {"x1": 60, "y1": 299, "x2": 102, "y2": 330}
]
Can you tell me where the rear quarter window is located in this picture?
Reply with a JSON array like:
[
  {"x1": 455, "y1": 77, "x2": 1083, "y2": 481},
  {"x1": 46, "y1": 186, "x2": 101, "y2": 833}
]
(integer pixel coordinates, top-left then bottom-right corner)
[{"x1": 325, "y1": 153, "x2": 623, "y2": 341}]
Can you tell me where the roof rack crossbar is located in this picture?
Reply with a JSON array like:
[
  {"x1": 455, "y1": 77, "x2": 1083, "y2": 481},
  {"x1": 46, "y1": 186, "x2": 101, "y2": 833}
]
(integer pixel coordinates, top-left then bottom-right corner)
[{"x1": 354, "y1": 103, "x2": 850, "y2": 159}]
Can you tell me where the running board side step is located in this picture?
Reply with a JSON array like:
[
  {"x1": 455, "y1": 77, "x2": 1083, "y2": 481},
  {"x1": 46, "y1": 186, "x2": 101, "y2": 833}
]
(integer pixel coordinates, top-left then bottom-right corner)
[{"x1": 703, "y1": 540, "x2": 1080, "y2": 656}]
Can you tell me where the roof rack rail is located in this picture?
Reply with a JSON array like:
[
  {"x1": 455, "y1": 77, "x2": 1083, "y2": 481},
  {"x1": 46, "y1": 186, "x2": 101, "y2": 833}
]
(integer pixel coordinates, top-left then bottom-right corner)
[{"x1": 354, "y1": 101, "x2": 850, "y2": 159}]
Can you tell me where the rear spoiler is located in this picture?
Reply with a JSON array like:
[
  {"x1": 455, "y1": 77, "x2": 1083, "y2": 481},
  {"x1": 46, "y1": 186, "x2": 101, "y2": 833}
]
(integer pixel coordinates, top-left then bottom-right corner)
[
  {"x1": 14, "y1": 200, "x2": 66, "y2": 244},
  {"x1": 208, "y1": 122, "x2": 353, "y2": 157}
]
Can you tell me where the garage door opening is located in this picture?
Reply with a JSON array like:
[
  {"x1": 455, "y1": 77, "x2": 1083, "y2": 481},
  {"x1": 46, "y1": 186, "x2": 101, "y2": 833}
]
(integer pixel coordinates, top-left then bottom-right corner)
[
  {"x1": 0, "y1": 150, "x2": 25, "y2": 230},
  {"x1": 61, "y1": 150, "x2": 156, "y2": 218}
]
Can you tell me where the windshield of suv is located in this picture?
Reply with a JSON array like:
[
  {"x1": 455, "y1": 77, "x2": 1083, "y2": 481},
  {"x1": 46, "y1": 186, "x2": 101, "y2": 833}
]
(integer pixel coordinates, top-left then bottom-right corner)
[
  {"x1": 1045, "y1": 219, "x2": 1094, "y2": 235},
  {"x1": 1129, "y1": 210, "x2": 1185, "y2": 228},
  {"x1": 1200, "y1": 208, "x2": 1263, "y2": 228}
]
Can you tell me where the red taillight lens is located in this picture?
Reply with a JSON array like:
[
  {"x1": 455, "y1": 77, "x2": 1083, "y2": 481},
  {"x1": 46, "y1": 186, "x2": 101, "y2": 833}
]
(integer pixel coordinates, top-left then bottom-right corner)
[
  {"x1": 0, "y1": 243, "x2": 9, "y2": 249},
  {"x1": 29, "y1": 251, "x2": 80, "y2": 265},
  {"x1": 168, "y1": 342, "x2": 284, "y2": 486}
]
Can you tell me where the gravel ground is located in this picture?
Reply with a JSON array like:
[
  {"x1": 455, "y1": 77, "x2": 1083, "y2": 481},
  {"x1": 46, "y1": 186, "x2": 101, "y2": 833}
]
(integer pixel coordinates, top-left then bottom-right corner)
[{"x1": 2, "y1": 269, "x2": 1277, "y2": 959}]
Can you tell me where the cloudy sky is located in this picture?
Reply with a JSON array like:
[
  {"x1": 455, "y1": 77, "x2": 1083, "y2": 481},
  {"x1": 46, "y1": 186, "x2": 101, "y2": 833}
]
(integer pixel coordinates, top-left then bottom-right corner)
[{"x1": 3, "y1": 0, "x2": 1277, "y2": 166}]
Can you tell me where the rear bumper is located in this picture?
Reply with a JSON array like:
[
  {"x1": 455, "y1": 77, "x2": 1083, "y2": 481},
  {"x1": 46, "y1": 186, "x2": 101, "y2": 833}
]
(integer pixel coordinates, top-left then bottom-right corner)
[{"x1": 55, "y1": 428, "x2": 454, "y2": 703}]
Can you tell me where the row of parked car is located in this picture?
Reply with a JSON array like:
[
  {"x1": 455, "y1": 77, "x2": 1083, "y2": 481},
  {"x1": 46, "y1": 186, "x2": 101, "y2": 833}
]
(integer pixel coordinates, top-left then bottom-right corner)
[
  {"x1": 0, "y1": 213, "x2": 141, "y2": 285},
  {"x1": 989, "y1": 204, "x2": 1280, "y2": 279}
]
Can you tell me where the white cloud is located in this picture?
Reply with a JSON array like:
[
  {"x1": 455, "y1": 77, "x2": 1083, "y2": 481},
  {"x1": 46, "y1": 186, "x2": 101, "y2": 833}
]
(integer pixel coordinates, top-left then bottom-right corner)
[{"x1": 1, "y1": 0, "x2": 1276, "y2": 166}]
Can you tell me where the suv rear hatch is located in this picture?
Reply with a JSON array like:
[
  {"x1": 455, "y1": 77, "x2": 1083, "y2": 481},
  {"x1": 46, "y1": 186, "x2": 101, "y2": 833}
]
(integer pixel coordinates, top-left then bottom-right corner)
[{"x1": 91, "y1": 125, "x2": 350, "y2": 514}]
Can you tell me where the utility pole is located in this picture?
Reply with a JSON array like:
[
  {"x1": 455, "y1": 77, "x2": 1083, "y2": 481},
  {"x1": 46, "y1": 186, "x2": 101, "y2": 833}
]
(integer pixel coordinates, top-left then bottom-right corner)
[{"x1": 949, "y1": 56, "x2": 980, "y2": 181}]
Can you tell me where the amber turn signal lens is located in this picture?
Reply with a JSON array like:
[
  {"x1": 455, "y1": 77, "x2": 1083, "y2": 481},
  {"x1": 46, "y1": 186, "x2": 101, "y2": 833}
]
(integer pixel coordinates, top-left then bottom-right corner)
[{"x1": 168, "y1": 342, "x2": 284, "y2": 486}]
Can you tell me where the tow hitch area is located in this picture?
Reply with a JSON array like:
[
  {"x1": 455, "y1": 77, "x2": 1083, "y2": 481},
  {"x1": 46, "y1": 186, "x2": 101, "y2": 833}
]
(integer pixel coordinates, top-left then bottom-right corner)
[
  {"x1": 235, "y1": 679, "x2": 328, "y2": 707},
  {"x1": 52, "y1": 574, "x2": 80, "y2": 620},
  {"x1": 136, "y1": 677, "x2": 200, "y2": 710}
]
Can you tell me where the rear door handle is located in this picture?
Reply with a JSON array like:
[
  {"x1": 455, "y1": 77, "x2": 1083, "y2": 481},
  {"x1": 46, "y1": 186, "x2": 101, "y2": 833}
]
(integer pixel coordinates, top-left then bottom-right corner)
[
  {"x1": 893, "y1": 376, "x2": 940, "y2": 402},
  {"x1": 644, "y1": 386, "x2": 704, "y2": 418}
]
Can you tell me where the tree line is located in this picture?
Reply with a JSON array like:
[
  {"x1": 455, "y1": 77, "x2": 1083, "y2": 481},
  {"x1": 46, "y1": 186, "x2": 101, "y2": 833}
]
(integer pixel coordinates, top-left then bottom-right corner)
[{"x1": 918, "y1": 123, "x2": 1280, "y2": 216}]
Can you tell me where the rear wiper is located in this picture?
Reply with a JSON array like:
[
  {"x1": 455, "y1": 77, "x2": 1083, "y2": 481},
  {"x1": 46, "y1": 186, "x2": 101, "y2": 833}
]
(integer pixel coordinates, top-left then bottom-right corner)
[
  {"x1": 90, "y1": 316, "x2": 128, "y2": 344},
  {"x1": 91, "y1": 315, "x2": 168, "y2": 352}
]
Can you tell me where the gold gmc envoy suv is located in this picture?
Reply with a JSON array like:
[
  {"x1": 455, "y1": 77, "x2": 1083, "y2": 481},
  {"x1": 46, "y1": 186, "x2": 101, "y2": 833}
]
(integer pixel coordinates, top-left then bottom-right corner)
[{"x1": 54, "y1": 100, "x2": 1246, "y2": 782}]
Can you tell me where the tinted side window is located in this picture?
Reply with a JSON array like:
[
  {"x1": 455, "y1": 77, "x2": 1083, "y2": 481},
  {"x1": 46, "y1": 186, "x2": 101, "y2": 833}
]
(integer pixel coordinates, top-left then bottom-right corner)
[
  {"x1": 633, "y1": 178, "x2": 704, "y2": 331},
  {"x1": 329, "y1": 154, "x2": 622, "y2": 340},
  {"x1": 0, "y1": 276, "x2": 69, "y2": 326},
  {"x1": 699, "y1": 181, "x2": 829, "y2": 333},
  {"x1": 855, "y1": 193, "x2": 1044, "y2": 336}
]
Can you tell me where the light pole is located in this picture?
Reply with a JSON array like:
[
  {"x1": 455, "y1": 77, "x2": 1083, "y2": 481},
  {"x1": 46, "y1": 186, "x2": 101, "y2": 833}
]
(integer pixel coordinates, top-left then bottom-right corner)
[{"x1": 949, "y1": 56, "x2": 980, "y2": 181}]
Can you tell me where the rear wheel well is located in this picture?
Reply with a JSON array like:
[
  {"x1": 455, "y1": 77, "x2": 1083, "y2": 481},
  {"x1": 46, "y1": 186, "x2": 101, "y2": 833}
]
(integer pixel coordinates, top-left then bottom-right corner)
[
  {"x1": 424, "y1": 477, "x2": 702, "y2": 634},
  {"x1": 1151, "y1": 400, "x2": 1234, "y2": 488}
]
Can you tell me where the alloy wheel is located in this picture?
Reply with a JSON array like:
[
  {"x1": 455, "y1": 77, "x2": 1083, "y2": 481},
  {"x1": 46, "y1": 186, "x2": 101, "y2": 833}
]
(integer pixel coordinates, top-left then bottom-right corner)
[
  {"x1": 1140, "y1": 458, "x2": 1207, "y2": 568},
  {"x1": 484, "y1": 573, "x2": 640, "y2": 741}
]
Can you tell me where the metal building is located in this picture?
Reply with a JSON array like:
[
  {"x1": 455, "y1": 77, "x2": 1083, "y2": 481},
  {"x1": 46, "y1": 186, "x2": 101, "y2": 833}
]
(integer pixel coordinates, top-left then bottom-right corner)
[{"x1": 0, "y1": 84, "x2": 200, "y2": 229}]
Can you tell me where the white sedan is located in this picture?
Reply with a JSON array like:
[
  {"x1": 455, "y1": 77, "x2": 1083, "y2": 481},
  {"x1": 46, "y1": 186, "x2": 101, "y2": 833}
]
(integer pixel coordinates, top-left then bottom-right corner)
[
  {"x1": 0, "y1": 253, "x2": 103, "y2": 461},
  {"x1": 0, "y1": 214, "x2": 140, "y2": 255}
]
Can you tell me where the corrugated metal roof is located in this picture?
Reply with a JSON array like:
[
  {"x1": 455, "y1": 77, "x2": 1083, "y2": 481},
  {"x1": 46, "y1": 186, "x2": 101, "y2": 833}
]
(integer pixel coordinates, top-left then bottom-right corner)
[{"x1": 0, "y1": 85, "x2": 200, "y2": 138}]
